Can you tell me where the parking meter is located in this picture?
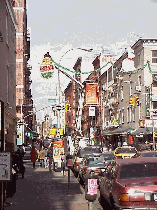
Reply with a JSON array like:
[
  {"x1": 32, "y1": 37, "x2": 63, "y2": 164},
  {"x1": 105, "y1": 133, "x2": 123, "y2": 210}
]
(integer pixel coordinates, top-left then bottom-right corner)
[{"x1": 85, "y1": 174, "x2": 98, "y2": 202}]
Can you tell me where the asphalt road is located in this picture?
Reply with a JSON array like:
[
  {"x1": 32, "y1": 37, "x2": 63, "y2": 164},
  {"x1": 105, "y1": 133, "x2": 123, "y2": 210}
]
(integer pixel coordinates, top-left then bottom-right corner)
[{"x1": 4, "y1": 160, "x2": 110, "y2": 210}]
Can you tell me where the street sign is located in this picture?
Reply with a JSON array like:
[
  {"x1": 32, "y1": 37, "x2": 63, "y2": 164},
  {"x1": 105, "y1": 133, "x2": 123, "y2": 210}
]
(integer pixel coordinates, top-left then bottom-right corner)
[
  {"x1": 0, "y1": 152, "x2": 11, "y2": 181},
  {"x1": 48, "y1": 99, "x2": 56, "y2": 103}
]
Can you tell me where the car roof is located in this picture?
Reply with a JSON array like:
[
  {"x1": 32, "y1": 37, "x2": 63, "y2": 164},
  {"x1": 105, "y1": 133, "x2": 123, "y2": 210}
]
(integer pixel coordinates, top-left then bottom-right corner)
[
  {"x1": 102, "y1": 151, "x2": 114, "y2": 154},
  {"x1": 115, "y1": 146, "x2": 136, "y2": 150},
  {"x1": 140, "y1": 150, "x2": 157, "y2": 153},
  {"x1": 115, "y1": 157, "x2": 157, "y2": 165}
]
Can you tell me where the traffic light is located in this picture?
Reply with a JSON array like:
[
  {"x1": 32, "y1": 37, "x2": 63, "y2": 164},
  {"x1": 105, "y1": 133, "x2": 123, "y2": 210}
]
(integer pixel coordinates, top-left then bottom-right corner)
[
  {"x1": 129, "y1": 97, "x2": 135, "y2": 106},
  {"x1": 136, "y1": 96, "x2": 139, "y2": 106},
  {"x1": 64, "y1": 104, "x2": 68, "y2": 113},
  {"x1": 64, "y1": 104, "x2": 71, "y2": 113},
  {"x1": 68, "y1": 104, "x2": 71, "y2": 112}
]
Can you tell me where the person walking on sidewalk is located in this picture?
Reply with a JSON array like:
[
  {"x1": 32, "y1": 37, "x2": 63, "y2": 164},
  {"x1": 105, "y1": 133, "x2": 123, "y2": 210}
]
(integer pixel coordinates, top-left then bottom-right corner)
[
  {"x1": 39, "y1": 146, "x2": 45, "y2": 167},
  {"x1": 30, "y1": 146, "x2": 37, "y2": 168},
  {"x1": 47, "y1": 143, "x2": 54, "y2": 171},
  {"x1": 61, "y1": 152, "x2": 65, "y2": 175}
]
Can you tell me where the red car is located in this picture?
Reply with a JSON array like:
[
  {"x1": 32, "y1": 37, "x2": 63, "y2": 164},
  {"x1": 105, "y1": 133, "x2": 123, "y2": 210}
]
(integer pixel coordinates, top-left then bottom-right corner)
[{"x1": 99, "y1": 157, "x2": 157, "y2": 210}]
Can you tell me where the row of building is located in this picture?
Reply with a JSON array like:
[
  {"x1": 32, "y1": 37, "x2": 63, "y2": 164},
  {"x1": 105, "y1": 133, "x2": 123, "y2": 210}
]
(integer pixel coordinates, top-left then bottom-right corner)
[
  {"x1": 63, "y1": 38, "x2": 157, "y2": 148},
  {"x1": 0, "y1": 0, "x2": 35, "y2": 153}
]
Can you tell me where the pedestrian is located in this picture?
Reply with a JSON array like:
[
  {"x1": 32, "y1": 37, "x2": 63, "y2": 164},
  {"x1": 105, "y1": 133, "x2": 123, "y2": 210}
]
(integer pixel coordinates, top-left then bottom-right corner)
[
  {"x1": 47, "y1": 143, "x2": 54, "y2": 171},
  {"x1": 16, "y1": 145, "x2": 25, "y2": 178},
  {"x1": 61, "y1": 152, "x2": 65, "y2": 175},
  {"x1": 39, "y1": 146, "x2": 45, "y2": 167},
  {"x1": 30, "y1": 145, "x2": 37, "y2": 168}
]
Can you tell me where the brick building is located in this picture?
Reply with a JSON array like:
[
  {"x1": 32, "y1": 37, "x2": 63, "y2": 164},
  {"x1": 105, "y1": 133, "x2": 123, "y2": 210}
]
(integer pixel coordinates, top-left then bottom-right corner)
[
  {"x1": 13, "y1": 0, "x2": 33, "y2": 145},
  {"x1": 0, "y1": 0, "x2": 17, "y2": 152}
]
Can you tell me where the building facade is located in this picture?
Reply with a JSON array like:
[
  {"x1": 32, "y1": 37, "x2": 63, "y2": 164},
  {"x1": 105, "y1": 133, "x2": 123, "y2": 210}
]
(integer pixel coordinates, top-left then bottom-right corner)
[
  {"x1": 0, "y1": 0, "x2": 17, "y2": 152},
  {"x1": 13, "y1": 0, "x2": 33, "y2": 145}
]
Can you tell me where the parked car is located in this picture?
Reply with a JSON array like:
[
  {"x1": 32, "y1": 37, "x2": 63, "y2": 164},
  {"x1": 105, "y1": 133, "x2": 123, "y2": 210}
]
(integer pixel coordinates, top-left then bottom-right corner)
[
  {"x1": 99, "y1": 157, "x2": 157, "y2": 210},
  {"x1": 78, "y1": 154, "x2": 105, "y2": 186},
  {"x1": 73, "y1": 146, "x2": 102, "y2": 177},
  {"x1": 102, "y1": 151, "x2": 116, "y2": 162},
  {"x1": 139, "y1": 150, "x2": 157, "y2": 157},
  {"x1": 114, "y1": 146, "x2": 138, "y2": 159},
  {"x1": 23, "y1": 146, "x2": 32, "y2": 160}
]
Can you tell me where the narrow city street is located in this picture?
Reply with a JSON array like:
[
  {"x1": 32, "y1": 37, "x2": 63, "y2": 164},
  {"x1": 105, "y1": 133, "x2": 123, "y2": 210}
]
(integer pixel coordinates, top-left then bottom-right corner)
[{"x1": 4, "y1": 161, "x2": 106, "y2": 210}]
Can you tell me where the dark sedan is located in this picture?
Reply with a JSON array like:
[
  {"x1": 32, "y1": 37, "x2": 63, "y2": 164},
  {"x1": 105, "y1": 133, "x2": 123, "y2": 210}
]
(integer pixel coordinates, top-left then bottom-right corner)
[{"x1": 78, "y1": 154, "x2": 106, "y2": 186}]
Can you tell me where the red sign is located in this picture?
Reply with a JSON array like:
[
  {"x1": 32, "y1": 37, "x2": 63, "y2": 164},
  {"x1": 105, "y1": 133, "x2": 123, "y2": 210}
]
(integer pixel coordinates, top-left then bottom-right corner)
[
  {"x1": 53, "y1": 141, "x2": 63, "y2": 148},
  {"x1": 86, "y1": 83, "x2": 98, "y2": 104},
  {"x1": 40, "y1": 65, "x2": 54, "y2": 72}
]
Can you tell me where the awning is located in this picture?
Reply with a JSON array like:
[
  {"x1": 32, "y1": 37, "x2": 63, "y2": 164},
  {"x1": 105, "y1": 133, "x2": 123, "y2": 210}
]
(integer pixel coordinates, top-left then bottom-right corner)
[
  {"x1": 131, "y1": 127, "x2": 157, "y2": 136},
  {"x1": 101, "y1": 126, "x2": 133, "y2": 136},
  {"x1": 101, "y1": 130, "x2": 113, "y2": 136},
  {"x1": 110, "y1": 126, "x2": 133, "y2": 135}
]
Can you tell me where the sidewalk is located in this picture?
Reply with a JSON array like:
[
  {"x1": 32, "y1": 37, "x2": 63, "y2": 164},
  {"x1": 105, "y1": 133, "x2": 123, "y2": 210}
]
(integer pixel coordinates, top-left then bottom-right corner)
[{"x1": 4, "y1": 162, "x2": 103, "y2": 210}]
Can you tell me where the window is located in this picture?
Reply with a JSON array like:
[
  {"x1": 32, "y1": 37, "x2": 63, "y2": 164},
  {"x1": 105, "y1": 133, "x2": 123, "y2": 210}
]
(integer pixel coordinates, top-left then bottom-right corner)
[
  {"x1": 152, "y1": 50, "x2": 157, "y2": 64},
  {"x1": 122, "y1": 111, "x2": 124, "y2": 124},
  {"x1": 121, "y1": 86, "x2": 124, "y2": 100},
  {"x1": 138, "y1": 75, "x2": 142, "y2": 85}
]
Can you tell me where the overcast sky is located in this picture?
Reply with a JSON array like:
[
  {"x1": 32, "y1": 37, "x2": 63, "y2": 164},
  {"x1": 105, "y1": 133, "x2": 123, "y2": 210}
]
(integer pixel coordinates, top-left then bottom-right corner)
[{"x1": 27, "y1": 0, "x2": 157, "y2": 121}]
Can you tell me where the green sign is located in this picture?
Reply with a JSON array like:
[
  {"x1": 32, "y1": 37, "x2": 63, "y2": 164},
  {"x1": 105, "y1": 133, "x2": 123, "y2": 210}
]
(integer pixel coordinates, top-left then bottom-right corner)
[{"x1": 48, "y1": 99, "x2": 57, "y2": 103}]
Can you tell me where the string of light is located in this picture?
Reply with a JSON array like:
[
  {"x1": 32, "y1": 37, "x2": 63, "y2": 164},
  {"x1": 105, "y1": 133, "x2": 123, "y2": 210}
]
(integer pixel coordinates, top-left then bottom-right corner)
[{"x1": 41, "y1": 58, "x2": 157, "y2": 82}]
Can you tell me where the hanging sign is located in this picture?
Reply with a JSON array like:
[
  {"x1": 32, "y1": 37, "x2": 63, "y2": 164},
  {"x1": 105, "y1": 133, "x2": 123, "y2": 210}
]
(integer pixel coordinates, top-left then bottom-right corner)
[
  {"x1": 49, "y1": 128, "x2": 56, "y2": 136},
  {"x1": 86, "y1": 83, "x2": 98, "y2": 104},
  {"x1": 40, "y1": 52, "x2": 54, "y2": 79},
  {"x1": 89, "y1": 107, "x2": 95, "y2": 116}
]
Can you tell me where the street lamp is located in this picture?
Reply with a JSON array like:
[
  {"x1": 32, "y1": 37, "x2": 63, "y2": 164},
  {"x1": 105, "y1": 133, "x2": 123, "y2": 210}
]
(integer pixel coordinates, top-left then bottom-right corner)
[{"x1": 56, "y1": 47, "x2": 93, "y2": 134}]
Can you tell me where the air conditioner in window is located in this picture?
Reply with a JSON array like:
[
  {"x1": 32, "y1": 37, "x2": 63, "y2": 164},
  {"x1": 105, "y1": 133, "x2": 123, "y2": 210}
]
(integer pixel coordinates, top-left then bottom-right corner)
[
  {"x1": 135, "y1": 86, "x2": 141, "y2": 92},
  {"x1": 102, "y1": 85, "x2": 108, "y2": 91}
]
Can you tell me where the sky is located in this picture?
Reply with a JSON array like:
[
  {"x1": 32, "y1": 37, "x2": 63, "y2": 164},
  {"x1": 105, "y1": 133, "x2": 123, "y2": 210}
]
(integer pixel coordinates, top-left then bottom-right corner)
[{"x1": 26, "y1": 0, "x2": 157, "y2": 121}]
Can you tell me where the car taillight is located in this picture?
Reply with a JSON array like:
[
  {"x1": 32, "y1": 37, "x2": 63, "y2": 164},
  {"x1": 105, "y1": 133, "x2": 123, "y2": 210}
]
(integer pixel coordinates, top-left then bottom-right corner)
[
  {"x1": 120, "y1": 194, "x2": 129, "y2": 202},
  {"x1": 120, "y1": 192, "x2": 146, "y2": 202},
  {"x1": 130, "y1": 193, "x2": 145, "y2": 201},
  {"x1": 75, "y1": 162, "x2": 80, "y2": 166},
  {"x1": 85, "y1": 169, "x2": 88, "y2": 173}
]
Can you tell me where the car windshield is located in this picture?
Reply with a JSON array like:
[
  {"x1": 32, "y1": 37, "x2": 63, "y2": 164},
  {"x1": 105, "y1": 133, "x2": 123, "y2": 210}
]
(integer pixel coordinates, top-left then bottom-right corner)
[
  {"x1": 115, "y1": 148, "x2": 137, "y2": 154},
  {"x1": 142, "y1": 152, "x2": 157, "y2": 157},
  {"x1": 103, "y1": 153, "x2": 115, "y2": 160},
  {"x1": 25, "y1": 147, "x2": 31, "y2": 151},
  {"x1": 78, "y1": 147, "x2": 101, "y2": 157},
  {"x1": 119, "y1": 162, "x2": 157, "y2": 179},
  {"x1": 88, "y1": 155, "x2": 104, "y2": 165}
]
